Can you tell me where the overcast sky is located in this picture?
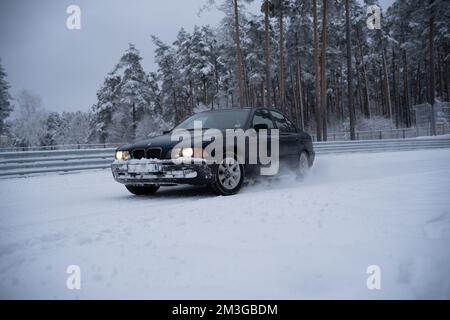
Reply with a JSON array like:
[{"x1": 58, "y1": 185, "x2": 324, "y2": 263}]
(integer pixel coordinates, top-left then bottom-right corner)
[{"x1": 0, "y1": 0, "x2": 394, "y2": 113}]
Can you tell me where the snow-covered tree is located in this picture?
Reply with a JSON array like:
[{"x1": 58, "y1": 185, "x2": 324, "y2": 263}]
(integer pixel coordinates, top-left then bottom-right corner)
[
  {"x1": 91, "y1": 73, "x2": 120, "y2": 143},
  {"x1": 92, "y1": 44, "x2": 168, "y2": 143},
  {"x1": 41, "y1": 112, "x2": 62, "y2": 146},
  {"x1": 87, "y1": 0, "x2": 449, "y2": 143},
  {"x1": 0, "y1": 59, "x2": 13, "y2": 138},
  {"x1": 55, "y1": 111, "x2": 93, "y2": 145},
  {"x1": 11, "y1": 90, "x2": 47, "y2": 147},
  {"x1": 152, "y1": 36, "x2": 186, "y2": 124}
]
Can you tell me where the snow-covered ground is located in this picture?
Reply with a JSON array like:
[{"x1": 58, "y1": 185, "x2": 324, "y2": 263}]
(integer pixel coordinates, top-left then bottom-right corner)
[{"x1": 0, "y1": 149, "x2": 449, "y2": 299}]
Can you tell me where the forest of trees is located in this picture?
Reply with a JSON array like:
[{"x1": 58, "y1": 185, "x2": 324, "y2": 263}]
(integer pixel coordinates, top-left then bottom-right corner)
[{"x1": 0, "y1": 0, "x2": 449, "y2": 147}]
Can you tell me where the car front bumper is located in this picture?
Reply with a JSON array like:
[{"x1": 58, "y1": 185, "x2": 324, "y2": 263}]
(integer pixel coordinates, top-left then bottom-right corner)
[{"x1": 111, "y1": 159, "x2": 214, "y2": 186}]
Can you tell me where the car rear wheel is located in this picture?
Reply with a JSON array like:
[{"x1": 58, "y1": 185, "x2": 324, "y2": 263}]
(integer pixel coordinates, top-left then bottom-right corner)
[
  {"x1": 297, "y1": 151, "x2": 310, "y2": 179},
  {"x1": 210, "y1": 157, "x2": 244, "y2": 196},
  {"x1": 125, "y1": 185, "x2": 160, "y2": 195}
]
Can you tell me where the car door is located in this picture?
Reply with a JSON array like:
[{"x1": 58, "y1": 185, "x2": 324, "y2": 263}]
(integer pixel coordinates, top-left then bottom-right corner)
[
  {"x1": 251, "y1": 109, "x2": 275, "y2": 164},
  {"x1": 269, "y1": 111, "x2": 299, "y2": 158}
]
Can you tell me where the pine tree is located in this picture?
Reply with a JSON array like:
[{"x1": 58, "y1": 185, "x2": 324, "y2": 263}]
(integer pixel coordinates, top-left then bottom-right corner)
[
  {"x1": 92, "y1": 44, "x2": 158, "y2": 143},
  {"x1": 152, "y1": 36, "x2": 184, "y2": 123},
  {"x1": 58, "y1": 111, "x2": 92, "y2": 145},
  {"x1": 242, "y1": 15, "x2": 266, "y2": 107},
  {"x1": 174, "y1": 28, "x2": 196, "y2": 113},
  {"x1": 91, "y1": 73, "x2": 120, "y2": 143},
  {"x1": 113, "y1": 44, "x2": 152, "y2": 141},
  {"x1": 41, "y1": 112, "x2": 62, "y2": 146}
]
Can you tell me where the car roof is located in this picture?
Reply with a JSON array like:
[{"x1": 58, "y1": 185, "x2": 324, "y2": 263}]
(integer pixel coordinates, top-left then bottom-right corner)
[
  {"x1": 196, "y1": 107, "x2": 292, "y2": 118},
  {"x1": 196, "y1": 107, "x2": 276, "y2": 114},
  {"x1": 196, "y1": 107, "x2": 252, "y2": 112}
]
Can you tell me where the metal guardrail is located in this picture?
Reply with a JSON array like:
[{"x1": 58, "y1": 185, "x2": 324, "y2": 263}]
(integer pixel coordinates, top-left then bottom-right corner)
[
  {"x1": 0, "y1": 127, "x2": 442, "y2": 153},
  {"x1": 0, "y1": 137, "x2": 449, "y2": 177},
  {"x1": 0, "y1": 148, "x2": 116, "y2": 177},
  {"x1": 310, "y1": 126, "x2": 448, "y2": 141},
  {"x1": 0, "y1": 143, "x2": 123, "y2": 153}
]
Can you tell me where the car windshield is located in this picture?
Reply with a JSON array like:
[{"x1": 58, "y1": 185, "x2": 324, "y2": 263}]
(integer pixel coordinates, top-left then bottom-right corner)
[{"x1": 175, "y1": 109, "x2": 251, "y2": 130}]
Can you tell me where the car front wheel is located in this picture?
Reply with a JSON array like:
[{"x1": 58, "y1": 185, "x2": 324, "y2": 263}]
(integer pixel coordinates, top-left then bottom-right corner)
[
  {"x1": 210, "y1": 157, "x2": 244, "y2": 196},
  {"x1": 125, "y1": 185, "x2": 160, "y2": 195}
]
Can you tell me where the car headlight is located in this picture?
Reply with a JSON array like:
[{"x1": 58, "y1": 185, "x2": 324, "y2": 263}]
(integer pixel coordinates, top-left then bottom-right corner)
[
  {"x1": 181, "y1": 148, "x2": 194, "y2": 158},
  {"x1": 115, "y1": 150, "x2": 130, "y2": 160},
  {"x1": 172, "y1": 147, "x2": 208, "y2": 159}
]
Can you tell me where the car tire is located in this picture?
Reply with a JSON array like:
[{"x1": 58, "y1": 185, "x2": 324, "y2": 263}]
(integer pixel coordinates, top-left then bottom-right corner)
[
  {"x1": 210, "y1": 156, "x2": 244, "y2": 196},
  {"x1": 297, "y1": 151, "x2": 311, "y2": 179},
  {"x1": 125, "y1": 185, "x2": 160, "y2": 195}
]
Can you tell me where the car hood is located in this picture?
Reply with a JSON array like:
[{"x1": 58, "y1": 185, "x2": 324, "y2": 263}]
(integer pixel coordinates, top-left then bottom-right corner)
[
  {"x1": 119, "y1": 133, "x2": 175, "y2": 151},
  {"x1": 117, "y1": 130, "x2": 221, "y2": 159}
]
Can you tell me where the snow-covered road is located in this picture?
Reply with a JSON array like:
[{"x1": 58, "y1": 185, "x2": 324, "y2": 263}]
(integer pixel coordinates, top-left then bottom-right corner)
[{"x1": 1, "y1": 149, "x2": 449, "y2": 299}]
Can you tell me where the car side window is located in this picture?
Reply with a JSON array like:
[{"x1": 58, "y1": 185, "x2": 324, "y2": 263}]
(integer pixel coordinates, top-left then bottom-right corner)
[
  {"x1": 252, "y1": 110, "x2": 275, "y2": 129},
  {"x1": 270, "y1": 111, "x2": 297, "y2": 133}
]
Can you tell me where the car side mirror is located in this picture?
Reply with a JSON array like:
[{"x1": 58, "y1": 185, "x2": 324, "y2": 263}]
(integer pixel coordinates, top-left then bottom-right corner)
[
  {"x1": 163, "y1": 129, "x2": 172, "y2": 135},
  {"x1": 254, "y1": 123, "x2": 269, "y2": 132}
]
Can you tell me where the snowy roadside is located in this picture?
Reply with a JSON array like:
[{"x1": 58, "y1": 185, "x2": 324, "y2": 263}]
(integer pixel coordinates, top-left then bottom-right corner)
[{"x1": 0, "y1": 149, "x2": 449, "y2": 299}]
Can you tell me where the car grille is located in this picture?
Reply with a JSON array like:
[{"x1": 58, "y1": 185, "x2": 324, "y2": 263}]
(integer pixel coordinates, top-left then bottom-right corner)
[
  {"x1": 146, "y1": 148, "x2": 162, "y2": 160},
  {"x1": 131, "y1": 148, "x2": 163, "y2": 160},
  {"x1": 132, "y1": 149, "x2": 146, "y2": 160}
]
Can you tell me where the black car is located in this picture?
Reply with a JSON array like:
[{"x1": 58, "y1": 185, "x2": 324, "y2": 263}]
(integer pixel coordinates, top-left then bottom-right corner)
[{"x1": 111, "y1": 108, "x2": 315, "y2": 196}]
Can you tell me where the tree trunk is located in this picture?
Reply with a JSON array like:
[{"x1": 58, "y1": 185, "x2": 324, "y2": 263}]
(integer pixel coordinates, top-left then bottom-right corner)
[
  {"x1": 392, "y1": 49, "x2": 400, "y2": 128},
  {"x1": 189, "y1": 79, "x2": 194, "y2": 113},
  {"x1": 356, "y1": 28, "x2": 370, "y2": 118},
  {"x1": 429, "y1": 0, "x2": 436, "y2": 135},
  {"x1": 312, "y1": 0, "x2": 322, "y2": 141},
  {"x1": 290, "y1": 65, "x2": 299, "y2": 126},
  {"x1": 415, "y1": 63, "x2": 423, "y2": 105},
  {"x1": 132, "y1": 103, "x2": 136, "y2": 141},
  {"x1": 296, "y1": 64, "x2": 305, "y2": 129},
  {"x1": 264, "y1": 0, "x2": 271, "y2": 108},
  {"x1": 295, "y1": 33, "x2": 305, "y2": 130},
  {"x1": 345, "y1": 0, "x2": 356, "y2": 140},
  {"x1": 378, "y1": 68, "x2": 384, "y2": 116},
  {"x1": 172, "y1": 90, "x2": 179, "y2": 124},
  {"x1": 204, "y1": 78, "x2": 208, "y2": 106},
  {"x1": 332, "y1": 71, "x2": 338, "y2": 121},
  {"x1": 272, "y1": 78, "x2": 277, "y2": 107},
  {"x1": 444, "y1": 42, "x2": 450, "y2": 102},
  {"x1": 243, "y1": 62, "x2": 250, "y2": 107},
  {"x1": 320, "y1": 0, "x2": 328, "y2": 141},
  {"x1": 279, "y1": 8, "x2": 286, "y2": 111},
  {"x1": 355, "y1": 49, "x2": 364, "y2": 114},
  {"x1": 338, "y1": 65, "x2": 343, "y2": 121},
  {"x1": 401, "y1": 28, "x2": 411, "y2": 127},
  {"x1": 233, "y1": 0, "x2": 246, "y2": 108},
  {"x1": 438, "y1": 50, "x2": 444, "y2": 99},
  {"x1": 381, "y1": 45, "x2": 392, "y2": 119}
]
